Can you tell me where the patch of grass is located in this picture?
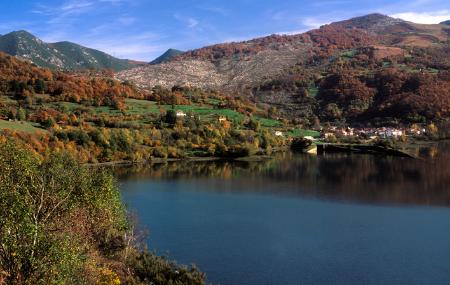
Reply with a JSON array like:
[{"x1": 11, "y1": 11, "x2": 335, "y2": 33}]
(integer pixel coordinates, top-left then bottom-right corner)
[
  {"x1": 208, "y1": 98, "x2": 221, "y2": 105},
  {"x1": 288, "y1": 128, "x2": 320, "y2": 138},
  {"x1": 0, "y1": 95, "x2": 18, "y2": 105},
  {"x1": 0, "y1": 120, "x2": 46, "y2": 133},
  {"x1": 308, "y1": 87, "x2": 319, "y2": 97},
  {"x1": 254, "y1": 116, "x2": 282, "y2": 127},
  {"x1": 50, "y1": 102, "x2": 83, "y2": 112},
  {"x1": 92, "y1": 106, "x2": 123, "y2": 116},
  {"x1": 428, "y1": 68, "x2": 439, "y2": 74},
  {"x1": 49, "y1": 102, "x2": 124, "y2": 116},
  {"x1": 161, "y1": 105, "x2": 245, "y2": 122},
  {"x1": 341, "y1": 49, "x2": 356, "y2": 59}
]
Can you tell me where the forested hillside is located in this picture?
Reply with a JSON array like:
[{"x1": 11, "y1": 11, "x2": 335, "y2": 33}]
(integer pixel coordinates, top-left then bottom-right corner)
[
  {"x1": 118, "y1": 14, "x2": 450, "y2": 126},
  {"x1": 0, "y1": 52, "x2": 292, "y2": 163}
]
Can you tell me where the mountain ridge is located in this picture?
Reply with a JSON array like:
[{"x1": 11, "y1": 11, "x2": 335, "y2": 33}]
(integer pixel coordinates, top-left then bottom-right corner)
[{"x1": 0, "y1": 30, "x2": 137, "y2": 71}]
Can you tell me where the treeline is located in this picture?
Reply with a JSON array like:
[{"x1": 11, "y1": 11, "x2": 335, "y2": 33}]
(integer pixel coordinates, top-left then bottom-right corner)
[{"x1": 0, "y1": 140, "x2": 205, "y2": 284}]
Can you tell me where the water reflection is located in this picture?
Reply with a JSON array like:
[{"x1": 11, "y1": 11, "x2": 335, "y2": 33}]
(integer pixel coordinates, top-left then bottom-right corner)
[{"x1": 116, "y1": 142, "x2": 450, "y2": 207}]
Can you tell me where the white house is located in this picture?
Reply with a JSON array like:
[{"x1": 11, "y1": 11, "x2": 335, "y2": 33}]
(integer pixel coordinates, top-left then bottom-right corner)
[
  {"x1": 176, "y1": 111, "x2": 187, "y2": 117},
  {"x1": 275, "y1": 131, "x2": 283, "y2": 137}
]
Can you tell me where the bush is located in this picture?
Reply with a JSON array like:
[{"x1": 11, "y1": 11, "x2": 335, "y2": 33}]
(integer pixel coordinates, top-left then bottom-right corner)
[{"x1": 126, "y1": 250, "x2": 205, "y2": 285}]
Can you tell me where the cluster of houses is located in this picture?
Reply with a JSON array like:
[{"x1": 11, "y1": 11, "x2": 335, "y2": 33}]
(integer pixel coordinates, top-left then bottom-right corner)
[{"x1": 321, "y1": 126, "x2": 427, "y2": 140}]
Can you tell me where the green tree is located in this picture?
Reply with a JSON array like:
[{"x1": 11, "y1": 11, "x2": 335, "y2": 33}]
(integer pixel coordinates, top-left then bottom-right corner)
[
  {"x1": 165, "y1": 109, "x2": 177, "y2": 126},
  {"x1": 34, "y1": 79, "x2": 46, "y2": 94},
  {"x1": 17, "y1": 108, "x2": 26, "y2": 121}
]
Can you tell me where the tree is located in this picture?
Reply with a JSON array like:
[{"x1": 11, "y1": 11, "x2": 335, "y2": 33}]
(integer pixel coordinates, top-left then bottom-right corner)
[
  {"x1": 34, "y1": 79, "x2": 46, "y2": 94},
  {"x1": 165, "y1": 110, "x2": 177, "y2": 126},
  {"x1": 0, "y1": 141, "x2": 127, "y2": 284},
  {"x1": 247, "y1": 119, "x2": 261, "y2": 132},
  {"x1": 17, "y1": 108, "x2": 26, "y2": 121}
]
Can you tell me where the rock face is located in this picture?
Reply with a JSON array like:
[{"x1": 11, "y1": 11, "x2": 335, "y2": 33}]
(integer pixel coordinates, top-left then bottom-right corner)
[
  {"x1": 119, "y1": 60, "x2": 227, "y2": 89},
  {"x1": 0, "y1": 30, "x2": 135, "y2": 71},
  {"x1": 117, "y1": 39, "x2": 312, "y2": 91}
]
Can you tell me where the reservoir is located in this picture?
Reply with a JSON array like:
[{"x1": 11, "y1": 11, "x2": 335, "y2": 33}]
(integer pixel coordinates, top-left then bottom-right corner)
[{"x1": 118, "y1": 143, "x2": 450, "y2": 285}]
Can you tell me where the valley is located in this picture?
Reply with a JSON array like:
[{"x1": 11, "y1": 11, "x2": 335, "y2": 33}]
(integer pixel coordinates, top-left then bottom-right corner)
[{"x1": 0, "y1": 8, "x2": 450, "y2": 285}]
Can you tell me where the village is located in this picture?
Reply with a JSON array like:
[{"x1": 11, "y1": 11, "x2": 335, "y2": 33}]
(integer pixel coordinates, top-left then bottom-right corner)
[
  {"x1": 319, "y1": 126, "x2": 428, "y2": 140},
  {"x1": 175, "y1": 108, "x2": 433, "y2": 143}
]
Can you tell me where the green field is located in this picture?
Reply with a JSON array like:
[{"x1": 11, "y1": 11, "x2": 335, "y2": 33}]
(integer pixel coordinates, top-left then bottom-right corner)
[
  {"x1": 308, "y1": 87, "x2": 319, "y2": 97},
  {"x1": 0, "y1": 120, "x2": 46, "y2": 133},
  {"x1": 126, "y1": 99, "x2": 245, "y2": 122},
  {"x1": 254, "y1": 116, "x2": 282, "y2": 127},
  {"x1": 341, "y1": 49, "x2": 357, "y2": 59},
  {"x1": 124, "y1": 99, "x2": 159, "y2": 115},
  {"x1": 288, "y1": 128, "x2": 320, "y2": 138},
  {"x1": 49, "y1": 102, "x2": 123, "y2": 116}
]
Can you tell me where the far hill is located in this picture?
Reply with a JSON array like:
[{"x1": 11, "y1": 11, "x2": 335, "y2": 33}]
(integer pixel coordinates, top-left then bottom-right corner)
[
  {"x1": 117, "y1": 13, "x2": 450, "y2": 123},
  {"x1": 440, "y1": 20, "x2": 450, "y2": 25},
  {"x1": 0, "y1": 30, "x2": 136, "y2": 71},
  {"x1": 150, "y1": 49, "x2": 184, "y2": 64}
]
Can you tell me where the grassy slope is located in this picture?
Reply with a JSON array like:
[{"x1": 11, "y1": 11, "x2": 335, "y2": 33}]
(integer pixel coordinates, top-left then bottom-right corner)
[
  {"x1": 6, "y1": 95, "x2": 316, "y2": 139},
  {"x1": 0, "y1": 120, "x2": 46, "y2": 133},
  {"x1": 47, "y1": 98, "x2": 285, "y2": 128}
]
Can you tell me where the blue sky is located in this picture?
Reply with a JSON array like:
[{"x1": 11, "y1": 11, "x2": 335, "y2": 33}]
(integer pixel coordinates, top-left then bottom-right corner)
[{"x1": 0, "y1": 0, "x2": 449, "y2": 61}]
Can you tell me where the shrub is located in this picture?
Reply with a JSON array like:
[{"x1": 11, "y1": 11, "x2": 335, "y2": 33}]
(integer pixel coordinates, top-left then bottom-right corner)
[{"x1": 126, "y1": 250, "x2": 205, "y2": 285}]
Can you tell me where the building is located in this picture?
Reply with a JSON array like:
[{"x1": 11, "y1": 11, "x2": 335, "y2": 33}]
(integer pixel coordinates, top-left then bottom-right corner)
[{"x1": 176, "y1": 110, "x2": 187, "y2": 117}]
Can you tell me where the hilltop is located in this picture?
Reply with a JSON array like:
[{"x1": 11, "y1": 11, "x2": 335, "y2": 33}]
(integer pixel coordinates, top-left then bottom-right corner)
[
  {"x1": 0, "y1": 30, "x2": 138, "y2": 71},
  {"x1": 150, "y1": 48, "x2": 184, "y2": 64}
]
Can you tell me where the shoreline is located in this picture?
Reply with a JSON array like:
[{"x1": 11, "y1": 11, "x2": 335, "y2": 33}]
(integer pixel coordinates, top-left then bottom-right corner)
[
  {"x1": 87, "y1": 154, "x2": 276, "y2": 167},
  {"x1": 88, "y1": 139, "x2": 448, "y2": 167}
]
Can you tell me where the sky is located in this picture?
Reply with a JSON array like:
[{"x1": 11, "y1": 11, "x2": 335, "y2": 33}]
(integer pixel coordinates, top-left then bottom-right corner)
[{"x1": 0, "y1": 0, "x2": 449, "y2": 61}]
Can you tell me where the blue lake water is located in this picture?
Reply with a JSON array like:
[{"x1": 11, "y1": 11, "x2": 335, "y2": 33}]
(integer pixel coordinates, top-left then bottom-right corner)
[{"x1": 118, "y1": 147, "x2": 450, "y2": 285}]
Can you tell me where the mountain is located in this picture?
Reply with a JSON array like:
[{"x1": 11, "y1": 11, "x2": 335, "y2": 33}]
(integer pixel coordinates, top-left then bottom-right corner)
[
  {"x1": 150, "y1": 49, "x2": 184, "y2": 64},
  {"x1": 117, "y1": 14, "x2": 450, "y2": 123},
  {"x1": 119, "y1": 13, "x2": 448, "y2": 91},
  {"x1": 441, "y1": 20, "x2": 450, "y2": 25},
  {"x1": 0, "y1": 30, "x2": 135, "y2": 71}
]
